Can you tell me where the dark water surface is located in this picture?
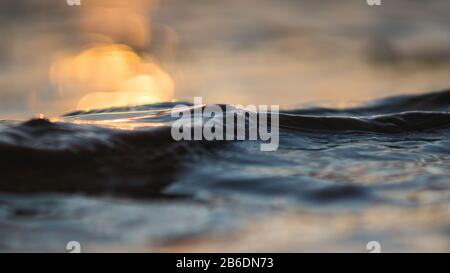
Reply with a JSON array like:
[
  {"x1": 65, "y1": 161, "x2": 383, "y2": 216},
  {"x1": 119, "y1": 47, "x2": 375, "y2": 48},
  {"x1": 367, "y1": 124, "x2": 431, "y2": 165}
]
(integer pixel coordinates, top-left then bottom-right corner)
[{"x1": 0, "y1": 89, "x2": 449, "y2": 252}]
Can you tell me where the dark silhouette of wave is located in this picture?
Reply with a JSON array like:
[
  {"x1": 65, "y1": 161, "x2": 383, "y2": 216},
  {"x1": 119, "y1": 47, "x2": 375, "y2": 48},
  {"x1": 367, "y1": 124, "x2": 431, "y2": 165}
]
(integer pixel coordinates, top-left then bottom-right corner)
[{"x1": 0, "y1": 89, "x2": 449, "y2": 198}]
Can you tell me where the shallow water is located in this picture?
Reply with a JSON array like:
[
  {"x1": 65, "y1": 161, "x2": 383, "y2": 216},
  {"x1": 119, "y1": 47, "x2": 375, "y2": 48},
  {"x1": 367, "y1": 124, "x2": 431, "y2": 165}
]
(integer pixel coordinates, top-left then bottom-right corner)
[{"x1": 0, "y1": 90, "x2": 449, "y2": 252}]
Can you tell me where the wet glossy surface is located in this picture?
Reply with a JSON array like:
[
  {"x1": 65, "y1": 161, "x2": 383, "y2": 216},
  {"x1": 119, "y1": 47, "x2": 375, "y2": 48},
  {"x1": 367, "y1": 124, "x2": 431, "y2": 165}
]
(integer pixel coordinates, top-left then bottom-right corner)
[{"x1": 0, "y1": 90, "x2": 449, "y2": 252}]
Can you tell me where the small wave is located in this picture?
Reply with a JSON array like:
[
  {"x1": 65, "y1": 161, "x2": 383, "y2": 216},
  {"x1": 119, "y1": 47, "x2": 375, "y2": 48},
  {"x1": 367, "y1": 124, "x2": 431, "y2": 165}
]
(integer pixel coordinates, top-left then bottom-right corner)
[
  {"x1": 0, "y1": 89, "x2": 449, "y2": 197},
  {"x1": 279, "y1": 111, "x2": 450, "y2": 133},
  {"x1": 0, "y1": 119, "x2": 217, "y2": 197}
]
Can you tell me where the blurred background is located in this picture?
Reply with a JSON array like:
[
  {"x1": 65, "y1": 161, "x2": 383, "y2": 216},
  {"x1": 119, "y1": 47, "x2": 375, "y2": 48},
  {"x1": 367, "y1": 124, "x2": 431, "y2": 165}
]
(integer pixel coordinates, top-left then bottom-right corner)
[{"x1": 0, "y1": 0, "x2": 449, "y2": 118}]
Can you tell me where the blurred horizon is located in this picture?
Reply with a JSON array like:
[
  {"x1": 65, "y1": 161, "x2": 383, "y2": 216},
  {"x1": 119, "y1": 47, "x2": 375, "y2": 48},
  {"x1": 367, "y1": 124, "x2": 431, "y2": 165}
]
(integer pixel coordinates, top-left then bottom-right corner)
[{"x1": 1, "y1": 0, "x2": 450, "y2": 118}]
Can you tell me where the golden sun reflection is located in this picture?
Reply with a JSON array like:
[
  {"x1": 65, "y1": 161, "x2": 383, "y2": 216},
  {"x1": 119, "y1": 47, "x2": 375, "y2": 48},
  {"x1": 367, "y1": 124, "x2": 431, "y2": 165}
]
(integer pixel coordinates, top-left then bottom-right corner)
[
  {"x1": 71, "y1": 118, "x2": 167, "y2": 131},
  {"x1": 50, "y1": 44, "x2": 174, "y2": 111}
]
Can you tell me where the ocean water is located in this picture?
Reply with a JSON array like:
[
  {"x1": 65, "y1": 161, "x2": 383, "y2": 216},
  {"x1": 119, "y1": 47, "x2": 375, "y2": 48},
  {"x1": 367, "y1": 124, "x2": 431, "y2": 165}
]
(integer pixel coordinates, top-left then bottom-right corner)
[
  {"x1": 0, "y1": 89, "x2": 449, "y2": 252},
  {"x1": 1, "y1": 0, "x2": 450, "y2": 252}
]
